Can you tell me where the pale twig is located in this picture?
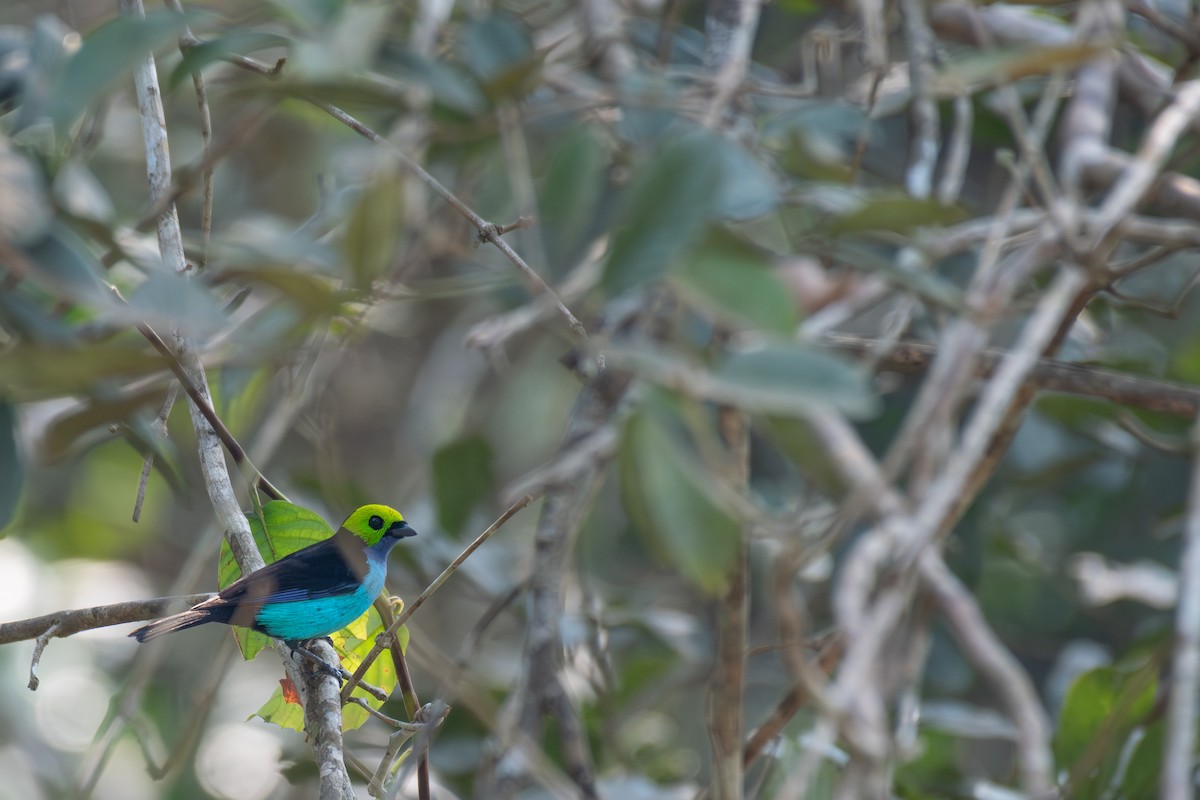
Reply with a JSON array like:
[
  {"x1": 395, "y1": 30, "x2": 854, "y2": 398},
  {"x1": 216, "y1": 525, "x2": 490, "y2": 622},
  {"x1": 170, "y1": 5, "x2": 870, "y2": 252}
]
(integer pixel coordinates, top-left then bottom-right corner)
[
  {"x1": 1089, "y1": 81, "x2": 1200, "y2": 251},
  {"x1": 937, "y1": 92, "x2": 972, "y2": 204},
  {"x1": 133, "y1": 382, "x2": 179, "y2": 522},
  {"x1": 825, "y1": 333, "x2": 1200, "y2": 417},
  {"x1": 901, "y1": 0, "x2": 939, "y2": 199},
  {"x1": 703, "y1": 0, "x2": 763, "y2": 126},
  {"x1": 1163, "y1": 417, "x2": 1200, "y2": 799},
  {"x1": 901, "y1": 266, "x2": 1090, "y2": 553},
  {"x1": 137, "y1": 323, "x2": 286, "y2": 501},
  {"x1": 919, "y1": 553, "x2": 1055, "y2": 797}
]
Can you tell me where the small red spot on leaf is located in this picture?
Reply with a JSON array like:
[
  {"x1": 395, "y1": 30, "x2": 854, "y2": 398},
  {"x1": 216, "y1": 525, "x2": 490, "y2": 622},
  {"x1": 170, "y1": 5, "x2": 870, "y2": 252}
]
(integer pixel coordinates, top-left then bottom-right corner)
[{"x1": 281, "y1": 676, "x2": 301, "y2": 705}]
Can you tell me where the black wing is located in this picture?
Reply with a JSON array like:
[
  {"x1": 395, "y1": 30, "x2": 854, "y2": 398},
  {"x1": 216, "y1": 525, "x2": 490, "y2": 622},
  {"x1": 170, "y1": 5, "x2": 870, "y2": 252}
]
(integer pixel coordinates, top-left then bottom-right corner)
[{"x1": 218, "y1": 529, "x2": 369, "y2": 606}]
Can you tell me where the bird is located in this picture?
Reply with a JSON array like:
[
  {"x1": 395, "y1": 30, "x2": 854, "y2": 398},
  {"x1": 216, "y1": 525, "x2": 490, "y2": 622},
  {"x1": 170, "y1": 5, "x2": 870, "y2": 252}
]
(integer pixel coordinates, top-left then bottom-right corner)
[{"x1": 129, "y1": 504, "x2": 416, "y2": 668}]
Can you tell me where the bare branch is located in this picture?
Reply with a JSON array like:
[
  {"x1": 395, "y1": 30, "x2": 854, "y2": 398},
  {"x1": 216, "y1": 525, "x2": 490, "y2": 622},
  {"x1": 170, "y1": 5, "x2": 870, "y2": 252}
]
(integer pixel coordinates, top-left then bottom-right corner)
[
  {"x1": 919, "y1": 553, "x2": 1055, "y2": 797},
  {"x1": 826, "y1": 334, "x2": 1200, "y2": 417}
]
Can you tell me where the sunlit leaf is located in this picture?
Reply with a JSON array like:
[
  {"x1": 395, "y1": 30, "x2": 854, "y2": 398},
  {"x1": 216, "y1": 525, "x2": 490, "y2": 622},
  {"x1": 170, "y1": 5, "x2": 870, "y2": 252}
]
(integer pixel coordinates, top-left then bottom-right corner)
[
  {"x1": 48, "y1": 12, "x2": 191, "y2": 132},
  {"x1": 1053, "y1": 663, "x2": 1157, "y2": 784},
  {"x1": 0, "y1": 402, "x2": 22, "y2": 530},
  {"x1": 1119, "y1": 720, "x2": 1162, "y2": 799},
  {"x1": 619, "y1": 395, "x2": 741, "y2": 594},
  {"x1": 330, "y1": 603, "x2": 402, "y2": 731},
  {"x1": 432, "y1": 436, "x2": 493, "y2": 537},
  {"x1": 252, "y1": 682, "x2": 306, "y2": 733}
]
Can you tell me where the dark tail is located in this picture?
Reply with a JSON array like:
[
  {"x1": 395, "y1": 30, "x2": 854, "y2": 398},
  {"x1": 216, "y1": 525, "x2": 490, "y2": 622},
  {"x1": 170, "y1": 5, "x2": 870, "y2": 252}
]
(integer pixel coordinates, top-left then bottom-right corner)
[{"x1": 129, "y1": 609, "x2": 214, "y2": 642}]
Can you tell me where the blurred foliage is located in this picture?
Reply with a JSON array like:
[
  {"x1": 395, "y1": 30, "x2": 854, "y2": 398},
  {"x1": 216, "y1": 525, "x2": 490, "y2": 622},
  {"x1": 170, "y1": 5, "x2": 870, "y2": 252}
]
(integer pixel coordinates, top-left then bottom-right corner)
[{"x1": 0, "y1": 1, "x2": 1196, "y2": 799}]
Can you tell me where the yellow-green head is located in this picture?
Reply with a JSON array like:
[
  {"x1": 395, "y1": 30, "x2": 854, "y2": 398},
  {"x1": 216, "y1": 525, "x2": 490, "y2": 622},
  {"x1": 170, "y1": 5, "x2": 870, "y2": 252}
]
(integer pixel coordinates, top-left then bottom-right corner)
[{"x1": 340, "y1": 504, "x2": 414, "y2": 545}]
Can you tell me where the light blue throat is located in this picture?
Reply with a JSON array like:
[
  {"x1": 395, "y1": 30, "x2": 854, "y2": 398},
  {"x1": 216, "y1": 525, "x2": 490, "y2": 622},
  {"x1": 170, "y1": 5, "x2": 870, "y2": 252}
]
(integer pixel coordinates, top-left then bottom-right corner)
[{"x1": 253, "y1": 538, "x2": 394, "y2": 641}]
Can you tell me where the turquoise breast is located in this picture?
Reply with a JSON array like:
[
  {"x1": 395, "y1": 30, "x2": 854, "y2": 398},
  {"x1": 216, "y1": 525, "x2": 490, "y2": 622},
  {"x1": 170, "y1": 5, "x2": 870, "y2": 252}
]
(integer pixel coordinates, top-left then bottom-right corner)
[{"x1": 253, "y1": 582, "x2": 376, "y2": 641}]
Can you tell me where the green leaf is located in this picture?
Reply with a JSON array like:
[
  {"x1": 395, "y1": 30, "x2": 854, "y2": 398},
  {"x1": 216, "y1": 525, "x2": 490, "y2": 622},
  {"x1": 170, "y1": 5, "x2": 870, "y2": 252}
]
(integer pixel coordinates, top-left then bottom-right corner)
[
  {"x1": 42, "y1": 385, "x2": 165, "y2": 462},
  {"x1": 458, "y1": 15, "x2": 540, "y2": 99},
  {"x1": 0, "y1": 138, "x2": 52, "y2": 245},
  {"x1": 0, "y1": 402, "x2": 22, "y2": 530},
  {"x1": 342, "y1": 171, "x2": 404, "y2": 290},
  {"x1": 932, "y1": 44, "x2": 1107, "y2": 97},
  {"x1": 603, "y1": 131, "x2": 779, "y2": 294},
  {"x1": 538, "y1": 126, "x2": 610, "y2": 277},
  {"x1": 48, "y1": 12, "x2": 191, "y2": 133},
  {"x1": 218, "y1": 500, "x2": 338, "y2": 661},
  {"x1": 672, "y1": 228, "x2": 797, "y2": 333},
  {"x1": 330, "y1": 603, "x2": 402, "y2": 731},
  {"x1": 603, "y1": 134, "x2": 724, "y2": 294},
  {"x1": 127, "y1": 271, "x2": 226, "y2": 336},
  {"x1": 1119, "y1": 720, "x2": 1162, "y2": 800},
  {"x1": 833, "y1": 242, "x2": 964, "y2": 311},
  {"x1": 432, "y1": 436, "x2": 493, "y2": 536},
  {"x1": 1054, "y1": 663, "x2": 1157, "y2": 788},
  {"x1": 828, "y1": 195, "x2": 967, "y2": 235},
  {"x1": 0, "y1": 341, "x2": 165, "y2": 401},
  {"x1": 168, "y1": 31, "x2": 290, "y2": 89},
  {"x1": 254, "y1": 605, "x2": 406, "y2": 733},
  {"x1": 20, "y1": 223, "x2": 114, "y2": 307},
  {"x1": 713, "y1": 343, "x2": 879, "y2": 418},
  {"x1": 618, "y1": 398, "x2": 741, "y2": 594}
]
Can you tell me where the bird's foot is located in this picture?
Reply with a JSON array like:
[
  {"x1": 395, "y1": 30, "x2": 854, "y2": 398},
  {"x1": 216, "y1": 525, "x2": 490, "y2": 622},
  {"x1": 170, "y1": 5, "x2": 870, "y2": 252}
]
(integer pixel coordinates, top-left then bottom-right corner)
[{"x1": 286, "y1": 640, "x2": 352, "y2": 684}]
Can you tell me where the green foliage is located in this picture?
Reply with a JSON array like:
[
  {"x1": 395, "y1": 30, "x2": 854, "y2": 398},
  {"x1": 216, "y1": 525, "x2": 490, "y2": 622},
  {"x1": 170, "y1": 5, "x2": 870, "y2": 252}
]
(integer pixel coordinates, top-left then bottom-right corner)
[
  {"x1": 342, "y1": 169, "x2": 405, "y2": 290},
  {"x1": 48, "y1": 12, "x2": 190, "y2": 133},
  {"x1": 1054, "y1": 659, "x2": 1159, "y2": 798},
  {"x1": 432, "y1": 435, "x2": 493, "y2": 537},
  {"x1": 603, "y1": 130, "x2": 778, "y2": 293},
  {"x1": 671, "y1": 228, "x2": 797, "y2": 334},
  {"x1": 619, "y1": 392, "x2": 741, "y2": 594}
]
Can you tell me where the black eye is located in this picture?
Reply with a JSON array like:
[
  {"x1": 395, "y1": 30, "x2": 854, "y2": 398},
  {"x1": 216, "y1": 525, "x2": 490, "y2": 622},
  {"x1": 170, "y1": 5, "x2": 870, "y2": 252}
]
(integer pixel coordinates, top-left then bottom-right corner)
[{"x1": 369, "y1": 515, "x2": 384, "y2": 530}]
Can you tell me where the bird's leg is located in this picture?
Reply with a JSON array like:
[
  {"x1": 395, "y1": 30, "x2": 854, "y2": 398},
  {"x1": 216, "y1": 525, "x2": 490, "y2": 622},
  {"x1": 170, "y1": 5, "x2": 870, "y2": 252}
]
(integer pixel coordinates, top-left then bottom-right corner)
[{"x1": 286, "y1": 639, "x2": 353, "y2": 683}]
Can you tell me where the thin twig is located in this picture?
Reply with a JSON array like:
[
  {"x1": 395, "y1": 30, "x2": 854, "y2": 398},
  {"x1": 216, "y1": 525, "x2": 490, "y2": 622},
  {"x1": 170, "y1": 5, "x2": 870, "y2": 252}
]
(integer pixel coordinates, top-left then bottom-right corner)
[
  {"x1": 137, "y1": 323, "x2": 286, "y2": 501},
  {"x1": 901, "y1": 0, "x2": 940, "y2": 199},
  {"x1": 133, "y1": 382, "x2": 179, "y2": 522},
  {"x1": 919, "y1": 553, "x2": 1055, "y2": 796},
  {"x1": 826, "y1": 334, "x2": 1200, "y2": 417}
]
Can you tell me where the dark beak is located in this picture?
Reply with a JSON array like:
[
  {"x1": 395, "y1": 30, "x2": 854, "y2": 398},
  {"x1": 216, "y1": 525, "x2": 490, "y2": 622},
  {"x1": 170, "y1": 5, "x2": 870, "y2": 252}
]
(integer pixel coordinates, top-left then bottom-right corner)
[{"x1": 388, "y1": 520, "x2": 417, "y2": 539}]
